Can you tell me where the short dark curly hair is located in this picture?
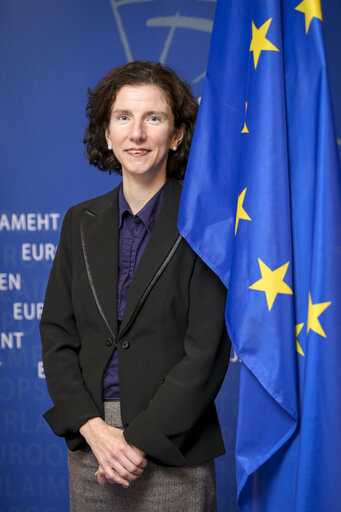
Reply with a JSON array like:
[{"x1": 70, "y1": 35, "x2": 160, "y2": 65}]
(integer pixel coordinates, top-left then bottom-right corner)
[{"x1": 83, "y1": 61, "x2": 198, "y2": 179}]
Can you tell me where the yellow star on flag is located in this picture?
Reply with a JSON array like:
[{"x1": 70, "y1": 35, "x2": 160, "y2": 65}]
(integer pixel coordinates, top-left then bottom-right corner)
[
  {"x1": 235, "y1": 187, "x2": 251, "y2": 235},
  {"x1": 250, "y1": 18, "x2": 279, "y2": 69},
  {"x1": 241, "y1": 101, "x2": 249, "y2": 134},
  {"x1": 249, "y1": 258, "x2": 293, "y2": 311},
  {"x1": 295, "y1": 323, "x2": 305, "y2": 356},
  {"x1": 307, "y1": 292, "x2": 331, "y2": 337},
  {"x1": 295, "y1": 0, "x2": 322, "y2": 34}
]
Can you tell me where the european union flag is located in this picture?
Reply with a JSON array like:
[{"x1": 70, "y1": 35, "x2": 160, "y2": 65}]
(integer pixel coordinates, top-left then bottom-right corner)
[{"x1": 178, "y1": 0, "x2": 341, "y2": 510}]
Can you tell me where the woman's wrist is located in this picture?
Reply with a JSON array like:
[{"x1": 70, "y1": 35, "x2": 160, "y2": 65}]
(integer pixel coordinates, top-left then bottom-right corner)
[{"x1": 79, "y1": 416, "x2": 105, "y2": 442}]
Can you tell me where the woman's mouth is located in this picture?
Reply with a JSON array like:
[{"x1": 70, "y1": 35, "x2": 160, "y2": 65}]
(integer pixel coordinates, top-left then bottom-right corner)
[{"x1": 126, "y1": 148, "x2": 150, "y2": 156}]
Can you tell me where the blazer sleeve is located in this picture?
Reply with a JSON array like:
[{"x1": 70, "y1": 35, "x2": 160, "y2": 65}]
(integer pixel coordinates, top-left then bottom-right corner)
[
  {"x1": 40, "y1": 207, "x2": 101, "y2": 441},
  {"x1": 123, "y1": 253, "x2": 230, "y2": 465}
]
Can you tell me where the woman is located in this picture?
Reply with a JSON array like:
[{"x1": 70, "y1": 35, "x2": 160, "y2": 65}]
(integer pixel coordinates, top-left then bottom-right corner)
[{"x1": 40, "y1": 61, "x2": 230, "y2": 511}]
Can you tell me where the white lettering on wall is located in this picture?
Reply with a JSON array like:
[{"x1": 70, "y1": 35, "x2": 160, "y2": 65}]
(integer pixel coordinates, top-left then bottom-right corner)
[
  {"x1": 0, "y1": 213, "x2": 60, "y2": 231},
  {"x1": 230, "y1": 350, "x2": 240, "y2": 363},
  {"x1": 1, "y1": 332, "x2": 24, "y2": 349},
  {"x1": 22, "y1": 243, "x2": 57, "y2": 261},
  {"x1": 13, "y1": 302, "x2": 44, "y2": 320},
  {"x1": 0, "y1": 273, "x2": 21, "y2": 291},
  {"x1": 38, "y1": 361, "x2": 45, "y2": 379}
]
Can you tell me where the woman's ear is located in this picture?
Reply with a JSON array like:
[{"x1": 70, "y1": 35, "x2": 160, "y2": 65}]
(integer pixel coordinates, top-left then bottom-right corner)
[
  {"x1": 104, "y1": 126, "x2": 112, "y2": 149},
  {"x1": 171, "y1": 123, "x2": 186, "y2": 150}
]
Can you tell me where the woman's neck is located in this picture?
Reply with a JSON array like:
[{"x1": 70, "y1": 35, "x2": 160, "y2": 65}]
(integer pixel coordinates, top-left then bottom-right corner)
[{"x1": 122, "y1": 172, "x2": 167, "y2": 215}]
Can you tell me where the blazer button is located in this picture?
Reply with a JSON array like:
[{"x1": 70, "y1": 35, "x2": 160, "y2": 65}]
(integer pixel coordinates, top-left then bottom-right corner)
[
  {"x1": 106, "y1": 338, "x2": 113, "y2": 347},
  {"x1": 121, "y1": 340, "x2": 130, "y2": 350}
]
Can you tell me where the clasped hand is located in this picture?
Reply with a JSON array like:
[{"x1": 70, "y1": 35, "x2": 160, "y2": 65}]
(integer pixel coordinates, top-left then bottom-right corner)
[{"x1": 79, "y1": 417, "x2": 147, "y2": 488}]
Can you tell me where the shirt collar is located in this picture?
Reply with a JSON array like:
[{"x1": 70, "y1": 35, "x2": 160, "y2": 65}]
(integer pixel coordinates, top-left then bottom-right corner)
[{"x1": 118, "y1": 181, "x2": 168, "y2": 231}]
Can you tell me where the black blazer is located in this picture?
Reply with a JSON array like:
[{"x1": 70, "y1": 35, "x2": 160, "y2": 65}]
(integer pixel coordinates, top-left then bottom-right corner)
[{"x1": 40, "y1": 179, "x2": 230, "y2": 466}]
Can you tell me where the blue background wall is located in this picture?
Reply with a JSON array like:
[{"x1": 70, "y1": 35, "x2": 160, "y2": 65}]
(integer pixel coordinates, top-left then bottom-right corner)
[{"x1": 0, "y1": 1, "x2": 339, "y2": 511}]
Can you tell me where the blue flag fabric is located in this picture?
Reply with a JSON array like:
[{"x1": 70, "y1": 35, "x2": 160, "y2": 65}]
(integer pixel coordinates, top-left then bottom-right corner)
[{"x1": 178, "y1": 0, "x2": 341, "y2": 510}]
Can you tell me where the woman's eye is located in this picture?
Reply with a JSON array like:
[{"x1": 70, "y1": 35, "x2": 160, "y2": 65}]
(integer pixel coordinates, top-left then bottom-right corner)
[
  {"x1": 119, "y1": 115, "x2": 129, "y2": 121},
  {"x1": 148, "y1": 116, "x2": 160, "y2": 123}
]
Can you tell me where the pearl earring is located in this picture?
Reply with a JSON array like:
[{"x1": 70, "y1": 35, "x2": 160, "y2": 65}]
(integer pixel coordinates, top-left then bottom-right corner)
[
  {"x1": 172, "y1": 146, "x2": 177, "y2": 151},
  {"x1": 108, "y1": 144, "x2": 112, "y2": 150}
]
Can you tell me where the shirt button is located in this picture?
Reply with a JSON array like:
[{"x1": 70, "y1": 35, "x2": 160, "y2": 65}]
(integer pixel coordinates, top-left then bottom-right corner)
[
  {"x1": 106, "y1": 338, "x2": 113, "y2": 347},
  {"x1": 134, "y1": 217, "x2": 140, "y2": 225},
  {"x1": 121, "y1": 340, "x2": 130, "y2": 350}
]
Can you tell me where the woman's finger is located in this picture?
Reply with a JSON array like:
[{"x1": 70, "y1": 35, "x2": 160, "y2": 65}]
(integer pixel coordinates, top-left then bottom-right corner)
[
  {"x1": 96, "y1": 470, "x2": 109, "y2": 485},
  {"x1": 109, "y1": 458, "x2": 143, "y2": 482},
  {"x1": 105, "y1": 466, "x2": 131, "y2": 487},
  {"x1": 124, "y1": 443, "x2": 147, "y2": 470},
  {"x1": 96, "y1": 465, "x2": 130, "y2": 488}
]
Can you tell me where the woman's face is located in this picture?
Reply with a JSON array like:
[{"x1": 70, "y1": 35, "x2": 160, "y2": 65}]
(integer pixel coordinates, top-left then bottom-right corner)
[{"x1": 105, "y1": 84, "x2": 183, "y2": 182}]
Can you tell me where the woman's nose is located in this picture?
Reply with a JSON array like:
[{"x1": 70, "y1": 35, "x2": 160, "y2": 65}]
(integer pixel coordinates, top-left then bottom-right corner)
[{"x1": 129, "y1": 119, "x2": 146, "y2": 142}]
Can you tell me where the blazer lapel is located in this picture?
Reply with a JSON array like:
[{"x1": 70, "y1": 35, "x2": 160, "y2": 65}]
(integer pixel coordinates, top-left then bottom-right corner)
[
  {"x1": 119, "y1": 179, "x2": 182, "y2": 337},
  {"x1": 80, "y1": 187, "x2": 120, "y2": 339}
]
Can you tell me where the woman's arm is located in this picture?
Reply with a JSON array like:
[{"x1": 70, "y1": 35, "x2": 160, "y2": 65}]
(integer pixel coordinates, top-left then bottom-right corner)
[
  {"x1": 40, "y1": 208, "x2": 101, "y2": 439},
  {"x1": 123, "y1": 254, "x2": 230, "y2": 465},
  {"x1": 41, "y1": 207, "x2": 147, "y2": 483}
]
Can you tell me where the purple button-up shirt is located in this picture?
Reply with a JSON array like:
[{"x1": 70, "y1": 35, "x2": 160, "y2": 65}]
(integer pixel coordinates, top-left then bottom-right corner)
[{"x1": 102, "y1": 182, "x2": 168, "y2": 399}]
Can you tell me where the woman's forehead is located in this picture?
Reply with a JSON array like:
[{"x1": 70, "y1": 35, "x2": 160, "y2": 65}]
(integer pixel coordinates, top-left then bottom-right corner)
[{"x1": 112, "y1": 84, "x2": 171, "y2": 111}]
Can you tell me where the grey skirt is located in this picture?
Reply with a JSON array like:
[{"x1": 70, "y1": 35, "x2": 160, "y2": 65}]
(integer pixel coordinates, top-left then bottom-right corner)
[{"x1": 68, "y1": 401, "x2": 217, "y2": 512}]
